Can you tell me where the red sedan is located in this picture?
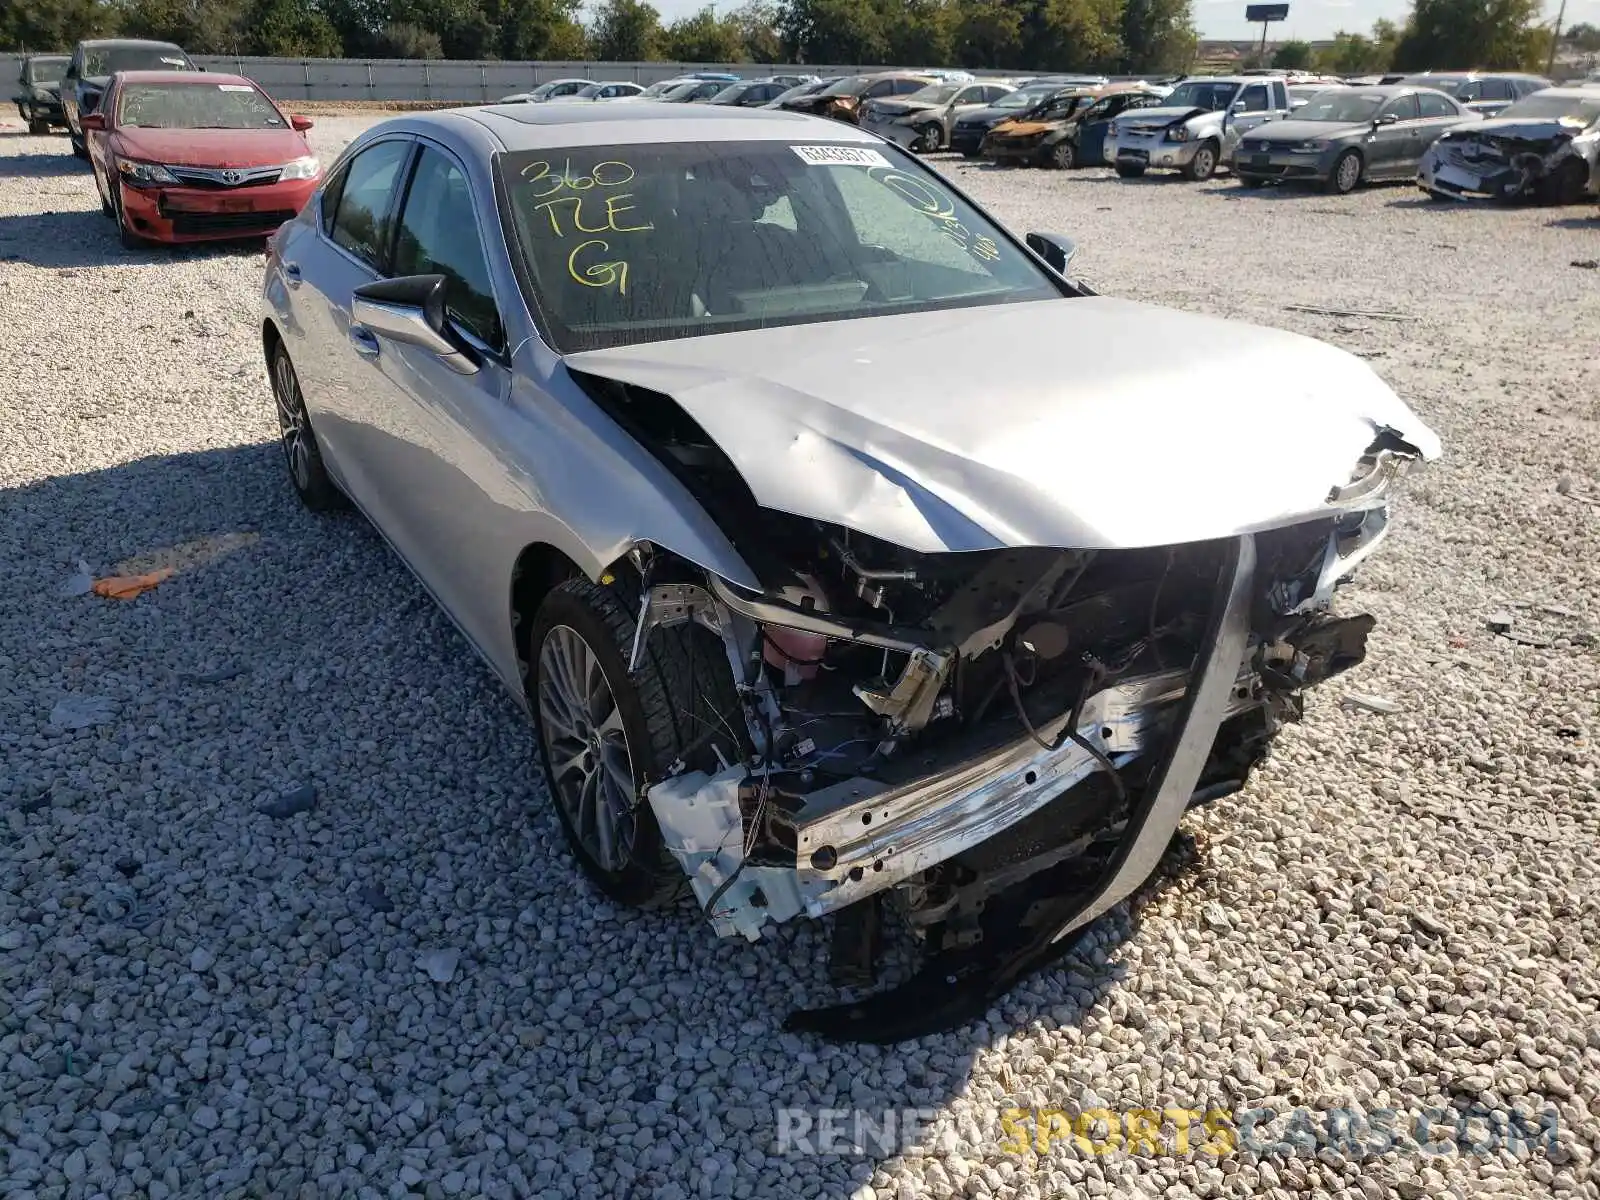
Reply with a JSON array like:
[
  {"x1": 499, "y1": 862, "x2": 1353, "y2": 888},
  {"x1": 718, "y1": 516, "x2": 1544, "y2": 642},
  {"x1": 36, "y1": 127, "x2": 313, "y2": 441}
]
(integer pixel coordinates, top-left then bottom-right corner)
[{"x1": 83, "y1": 70, "x2": 321, "y2": 248}]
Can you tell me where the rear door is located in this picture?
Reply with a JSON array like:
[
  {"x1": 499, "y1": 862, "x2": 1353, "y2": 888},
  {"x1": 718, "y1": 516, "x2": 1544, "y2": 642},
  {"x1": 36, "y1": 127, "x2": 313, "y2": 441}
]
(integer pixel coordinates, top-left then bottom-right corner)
[{"x1": 280, "y1": 136, "x2": 415, "y2": 515}]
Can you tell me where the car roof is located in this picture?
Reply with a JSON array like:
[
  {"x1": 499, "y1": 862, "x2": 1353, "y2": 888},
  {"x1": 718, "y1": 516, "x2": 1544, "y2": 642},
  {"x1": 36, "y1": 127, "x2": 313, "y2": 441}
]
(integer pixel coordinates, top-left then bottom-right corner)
[
  {"x1": 450, "y1": 102, "x2": 881, "y2": 150},
  {"x1": 77, "y1": 39, "x2": 187, "y2": 50},
  {"x1": 1402, "y1": 71, "x2": 1544, "y2": 81},
  {"x1": 115, "y1": 70, "x2": 249, "y2": 86}
]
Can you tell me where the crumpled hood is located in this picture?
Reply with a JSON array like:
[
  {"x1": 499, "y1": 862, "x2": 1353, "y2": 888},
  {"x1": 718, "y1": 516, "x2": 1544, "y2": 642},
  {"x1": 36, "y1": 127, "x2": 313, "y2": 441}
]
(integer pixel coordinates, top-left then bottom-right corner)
[
  {"x1": 1450, "y1": 116, "x2": 1587, "y2": 143},
  {"x1": 563, "y1": 297, "x2": 1441, "y2": 554},
  {"x1": 1117, "y1": 105, "x2": 1207, "y2": 128},
  {"x1": 115, "y1": 126, "x2": 310, "y2": 168},
  {"x1": 870, "y1": 99, "x2": 938, "y2": 117},
  {"x1": 991, "y1": 119, "x2": 1052, "y2": 137}
]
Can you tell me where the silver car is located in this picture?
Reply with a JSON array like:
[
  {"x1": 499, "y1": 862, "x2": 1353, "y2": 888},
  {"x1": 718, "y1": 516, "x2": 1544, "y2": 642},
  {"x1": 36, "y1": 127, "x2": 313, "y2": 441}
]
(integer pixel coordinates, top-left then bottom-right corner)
[{"x1": 261, "y1": 104, "x2": 1440, "y2": 1038}]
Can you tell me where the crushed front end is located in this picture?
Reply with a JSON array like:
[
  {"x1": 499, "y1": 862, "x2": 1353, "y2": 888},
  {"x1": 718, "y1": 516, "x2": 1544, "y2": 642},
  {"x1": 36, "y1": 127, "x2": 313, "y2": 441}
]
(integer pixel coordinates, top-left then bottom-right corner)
[{"x1": 623, "y1": 434, "x2": 1422, "y2": 1040}]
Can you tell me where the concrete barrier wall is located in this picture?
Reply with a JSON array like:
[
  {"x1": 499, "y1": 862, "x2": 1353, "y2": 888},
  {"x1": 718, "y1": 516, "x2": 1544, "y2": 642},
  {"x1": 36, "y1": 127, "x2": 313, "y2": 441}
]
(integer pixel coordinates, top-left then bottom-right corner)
[{"x1": 7, "y1": 55, "x2": 952, "y2": 104}]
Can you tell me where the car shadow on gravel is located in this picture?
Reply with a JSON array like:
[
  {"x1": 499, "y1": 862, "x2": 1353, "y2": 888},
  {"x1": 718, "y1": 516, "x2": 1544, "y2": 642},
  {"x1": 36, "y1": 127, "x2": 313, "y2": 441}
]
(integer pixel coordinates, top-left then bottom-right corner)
[
  {"x1": 0, "y1": 208, "x2": 266, "y2": 269},
  {"x1": 0, "y1": 141, "x2": 86, "y2": 178}
]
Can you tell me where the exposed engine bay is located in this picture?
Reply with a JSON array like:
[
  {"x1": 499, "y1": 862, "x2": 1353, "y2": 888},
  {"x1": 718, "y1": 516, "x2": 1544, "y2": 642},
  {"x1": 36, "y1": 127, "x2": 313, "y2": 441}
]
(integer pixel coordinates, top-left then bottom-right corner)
[{"x1": 591, "y1": 362, "x2": 1424, "y2": 1039}]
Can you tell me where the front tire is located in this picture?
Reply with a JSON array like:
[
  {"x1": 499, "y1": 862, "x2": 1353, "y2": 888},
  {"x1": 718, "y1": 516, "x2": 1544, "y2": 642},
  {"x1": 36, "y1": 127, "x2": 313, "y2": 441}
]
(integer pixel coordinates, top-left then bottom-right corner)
[
  {"x1": 1184, "y1": 141, "x2": 1219, "y2": 181},
  {"x1": 269, "y1": 343, "x2": 346, "y2": 511},
  {"x1": 113, "y1": 189, "x2": 151, "y2": 249},
  {"x1": 529, "y1": 578, "x2": 743, "y2": 909},
  {"x1": 70, "y1": 133, "x2": 88, "y2": 159},
  {"x1": 28, "y1": 118, "x2": 49, "y2": 136},
  {"x1": 1537, "y1": 158, "x2": 1588, "y2": 205},
  {"x1": 913, "y1": 124, "x2": 942, "y2": 154},
  {"x1": 1115, "y1": 162, "x2": 1146, "y2": 178},
  {"x1": 1047, "y1": 139, "x2": 1076, "y2": 170},
  {"x1": 1326, "y1": 149, "x2": 1363, "y2": 195},
  {"x1": 1237, "y1": 174, "x2": 1267, "y2": 188}
]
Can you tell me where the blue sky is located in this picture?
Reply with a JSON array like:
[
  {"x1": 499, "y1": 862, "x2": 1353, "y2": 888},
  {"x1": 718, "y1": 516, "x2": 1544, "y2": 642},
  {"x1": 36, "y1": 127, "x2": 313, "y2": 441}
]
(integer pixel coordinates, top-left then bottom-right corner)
[{"x1": 645, "y1": 0, "x2": 1600, "y2": 45}]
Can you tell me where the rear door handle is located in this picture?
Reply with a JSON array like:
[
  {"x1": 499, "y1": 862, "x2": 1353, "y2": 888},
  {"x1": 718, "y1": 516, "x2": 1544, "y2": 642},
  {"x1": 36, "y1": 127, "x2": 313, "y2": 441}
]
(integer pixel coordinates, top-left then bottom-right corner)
[
  {"x1": 349, "y1": 325, "x2": 380, "y2": 358},
  {"x1": 282, "y1": 261, "x2": 302, "y2": 287}
]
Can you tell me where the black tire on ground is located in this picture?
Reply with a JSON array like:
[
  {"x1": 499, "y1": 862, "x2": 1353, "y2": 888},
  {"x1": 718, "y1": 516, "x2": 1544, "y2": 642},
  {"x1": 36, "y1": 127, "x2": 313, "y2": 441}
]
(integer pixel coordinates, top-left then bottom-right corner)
[
  {"x1": 29, "y1": 118, "x2": 50, "y2": 136},
  {"x1": 1184, "y1": 141, "x2": 1219, "y2": 182},
  {"x1": 269, "y1": 342, "x2": 347, "y2": 511},
  {"x1": 1326, "y1": 149, "x2": 1363, "y2": 195},
  {"x1": 529, "y1": 576, "x2": 745, "y2": 909},
  {"x1": 960, "y1": 149, "x2": 981, "y2": 159},
  {"x1": 913, "y1": 124, "x2": 942, "y2": 154},
  {"x1": 70, "y1": 134, "x2": 88, "y2": 159},
  {"x1": 1237, "y1": 174, "x2": 1267, "y2": 188},
  {"x1": 1423, "y1": 188, "x2": 1451, "y2": 202},
  {"x1": 1115, "y1": 162, "x2": 1146, "y2": 178},
  {"x1": 1536, "y1": 158, "x2": 1589, "y2": 206},
  {"x1": 114, "y1": 192, "x2": 151, "y2": 250},
  {"x1": 1047, "y1": 139, "x2": 1076, "y2": 170}
]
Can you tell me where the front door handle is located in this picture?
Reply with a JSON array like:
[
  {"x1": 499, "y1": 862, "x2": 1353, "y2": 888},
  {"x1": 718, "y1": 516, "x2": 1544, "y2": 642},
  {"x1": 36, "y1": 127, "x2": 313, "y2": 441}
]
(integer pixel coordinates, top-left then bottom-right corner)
[{"x1": 349, "y1": 325, "x2": 380, "y2": 359}]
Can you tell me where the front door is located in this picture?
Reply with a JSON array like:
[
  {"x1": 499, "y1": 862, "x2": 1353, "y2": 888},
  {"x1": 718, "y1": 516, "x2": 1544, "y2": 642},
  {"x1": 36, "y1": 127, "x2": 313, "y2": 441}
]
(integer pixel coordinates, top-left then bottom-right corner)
[{"x1": 1367, "y1": 93, "x2": 1421, "y2": 177}]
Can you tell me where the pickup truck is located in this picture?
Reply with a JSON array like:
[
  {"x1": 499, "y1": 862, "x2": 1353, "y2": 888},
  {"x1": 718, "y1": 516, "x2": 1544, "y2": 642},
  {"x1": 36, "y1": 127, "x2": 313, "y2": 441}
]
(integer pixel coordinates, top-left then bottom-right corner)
[{"x1": 1105, "y1": 76, "x2": 1292, "y2": 181}]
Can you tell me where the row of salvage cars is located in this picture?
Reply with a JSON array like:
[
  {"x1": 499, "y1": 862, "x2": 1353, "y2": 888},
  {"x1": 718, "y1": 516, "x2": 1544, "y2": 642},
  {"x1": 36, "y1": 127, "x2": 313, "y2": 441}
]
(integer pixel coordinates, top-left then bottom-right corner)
[{"x1": 927, "y1": 70, "x2": 1600, "y2": 205}]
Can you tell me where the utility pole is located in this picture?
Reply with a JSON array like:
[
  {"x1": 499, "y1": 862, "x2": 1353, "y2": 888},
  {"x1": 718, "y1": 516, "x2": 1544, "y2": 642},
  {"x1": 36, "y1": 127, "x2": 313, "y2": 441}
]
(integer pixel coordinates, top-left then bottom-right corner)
[{"x1": 1547, "y1": 0, "x2": 1567, "y2": 76}]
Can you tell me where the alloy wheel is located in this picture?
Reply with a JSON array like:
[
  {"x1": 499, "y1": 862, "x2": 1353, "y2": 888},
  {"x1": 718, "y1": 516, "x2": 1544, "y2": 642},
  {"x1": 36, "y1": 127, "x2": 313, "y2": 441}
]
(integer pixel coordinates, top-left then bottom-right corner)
[
  {"x1": 537, "y1": 624, "x2": 638, "y2": 872},
  {"x1": 273, "y1": 352, "x2": 313, "y2": 490},
  {"x1": 1337, "y1": 153, "x2": 1361, "y2": 193}
]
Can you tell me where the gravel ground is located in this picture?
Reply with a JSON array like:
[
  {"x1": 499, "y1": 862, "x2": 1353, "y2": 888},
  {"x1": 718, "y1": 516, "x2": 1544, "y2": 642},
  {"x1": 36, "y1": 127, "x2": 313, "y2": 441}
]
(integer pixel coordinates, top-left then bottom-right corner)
[{"x1": 1, "y1": 111, "x2": 1598, "y2": 1200}]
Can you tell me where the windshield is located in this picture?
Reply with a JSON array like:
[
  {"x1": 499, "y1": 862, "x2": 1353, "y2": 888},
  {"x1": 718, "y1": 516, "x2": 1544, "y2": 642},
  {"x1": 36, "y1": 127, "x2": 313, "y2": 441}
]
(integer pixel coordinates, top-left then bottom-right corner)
[
  {"x1": 1404, "y1": 75, "x2": 1466, "y2": 96},
  {"x1": 906, "y1": 83, "x2": 962, "y2": 105},
  {"x1": 1295, "y1": 92, "x2": 1385, "y2": 122},
  {"x1": 118, "y1": 82, "x2": 284, "y2": 129},
  {"x1": 1498, "y1": 93, "x2": 1600, "y2": 123},
  {"x1": 1163, "y1": 81, "x2": 1239, "y2": 111},
  {"x1": 774, "y1": 81, "x2": 823, "y2": 103},
  {"x1": 27, "y1": 58, "x2": 67, "y2": 85},
  {"x1": 574, "y1": 84, "x2": 606, "y2": 99},
  {"x1": 995, "y1": 86, "x2": 1058, "y2": 109},
  {"x1": 819, "y1": 76, "x2": 868, "y2": 97},
  {"x1": 501, "y1": 141, "x2": 1060, "y2": 353},
  {"x1": 662, "y1": 83, "x2": 702, "y2": 101},
  {"x1": 83, "y1": 46, "x2": 191, "y2": 76}
]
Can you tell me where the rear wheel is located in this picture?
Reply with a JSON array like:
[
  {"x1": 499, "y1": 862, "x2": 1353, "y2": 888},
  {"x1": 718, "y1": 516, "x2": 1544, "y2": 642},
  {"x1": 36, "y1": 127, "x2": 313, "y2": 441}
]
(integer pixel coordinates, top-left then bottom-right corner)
[
  {"x1": 529, "y1": 578, "x2": 743, "y2": 908},
  {"x1": 28, "y1": 118, "x2": 49, "y2": 136},
  {"x1": 270, "y1": 343, "x2": 346, "y2": 511},
  {"x1": 1047, "y1": 139, "x2": 1077, "y2": 170},
  {"x1": 1115, "y1": 162, "x2": 1146, "y2": 178},
  {"x1": 1184, "y1": 141, "x2": 1219, "y2": 181},
  {"x1": 1326, "y1": 149, "x2": 1363, "y2": 195}
]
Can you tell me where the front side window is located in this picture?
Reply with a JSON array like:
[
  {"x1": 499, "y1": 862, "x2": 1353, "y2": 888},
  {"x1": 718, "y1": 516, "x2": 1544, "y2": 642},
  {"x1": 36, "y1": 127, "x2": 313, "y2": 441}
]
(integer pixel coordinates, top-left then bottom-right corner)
[
  {"x1": 1380, "y1": 94, "x2": 1421, "y2": 122},
  {"x1": 394, "y1": 147, "x2": 503, "y2": 350},
  {"x1": 117, "y1": 82, "x2": 284, "y2": 129},
  {"x1": 1415, "y1": 92, "x2": 1457, "y2": 119},
  {"x1": 1164, "y1": 81, "x2": 1240, "y2": 111},
  {"x1": 329, "y1": 139, "x2": 411, "y2": 268},
  {"x1": 1239, "y1": 85, "x2": 1269, "y2": 112},
  {"x1": 501, "y1": 141, "x2": 1061, "y2": 353}
]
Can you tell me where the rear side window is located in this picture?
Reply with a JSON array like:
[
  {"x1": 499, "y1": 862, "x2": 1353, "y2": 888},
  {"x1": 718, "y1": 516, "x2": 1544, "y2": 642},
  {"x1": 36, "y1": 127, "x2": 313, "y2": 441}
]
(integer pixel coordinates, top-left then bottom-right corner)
[
  {"x1": 1416, "y1": 92, "x2": 1455, "y2": 119},
  {"x1": 392, "y1": 146, "x2": 503, "y2": 350},
  {"x1": 328, "y1": 139, "x2": 411, "y2": 268}
]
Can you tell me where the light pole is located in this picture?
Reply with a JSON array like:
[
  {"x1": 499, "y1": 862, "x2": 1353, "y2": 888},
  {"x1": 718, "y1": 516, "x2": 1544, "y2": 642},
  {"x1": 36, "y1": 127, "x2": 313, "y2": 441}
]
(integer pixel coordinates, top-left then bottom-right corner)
[{"x1": 1547, "y1": 0, "x2": 1568, "y2": 76}]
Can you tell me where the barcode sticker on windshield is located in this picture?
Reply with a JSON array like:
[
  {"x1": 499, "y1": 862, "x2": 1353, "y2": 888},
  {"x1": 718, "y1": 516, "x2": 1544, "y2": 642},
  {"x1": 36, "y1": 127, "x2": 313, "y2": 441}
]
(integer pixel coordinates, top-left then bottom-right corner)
[
  {"x1": 217, "y1": 84, "x2": 254, "y2": 92},
  {"x1": 791, "y1": 145, "x2": 890, "y2": 168}
]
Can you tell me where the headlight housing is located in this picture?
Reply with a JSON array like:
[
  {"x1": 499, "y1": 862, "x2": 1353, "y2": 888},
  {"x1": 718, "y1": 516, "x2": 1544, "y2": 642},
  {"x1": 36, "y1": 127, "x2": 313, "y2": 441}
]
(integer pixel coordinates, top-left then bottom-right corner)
[
  {"x1": 116, "y1": 158, "x2": 178, "y2": 186},
  {"x1": 279, "y1": 155, "x2": 321, "y2": 181},
  {"x1": 1290, "y1": 140, "x2": 1329, "y2": 153},
  {"x1": 1164, "y1": 125, "x2": 1191, "y2": 143}
]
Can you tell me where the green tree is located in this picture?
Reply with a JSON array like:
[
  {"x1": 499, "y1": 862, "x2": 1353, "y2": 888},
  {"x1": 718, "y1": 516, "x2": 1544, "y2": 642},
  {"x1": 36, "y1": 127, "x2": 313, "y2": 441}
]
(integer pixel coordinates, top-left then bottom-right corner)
[
  {"x1": 244, "y1": 0, "x2": 343, "y2": 54},
  {"x1": 369, "y1": 18, "x2": 444, "y2": 54},
  {"x1": 1118, "y1": 0, "x2": 1196, "y2": 72},
  {"x1": 1271, "y1": 38, "x2": 1311, "y2": 69},
  {"x1": 779, "y1": 0, "x2": 890, "y2": 63},
  {"x1": 1026, "y1": 0, "x2": 1124, "y2": 72},
  {"x1": 391, "y1": 0, "x2": 494, "y2": 56},
  {"x1": 661, "y1": 5, "x2": 742, "y2": 61},
  {"x1": 1564, "y1": 22, "x2": 1600, "y2": 52},
  {"x1": 950, "y1": 0, "x2": 1023, "y2": 68},
  {"x1": 590, "y1": 0, "x2": 661, "y2": 59},
  {"x1": 2, "y1": 0, "x2": 119, "y2": 50},
  {"x1": 726, "y1": 0, "x2": 782, "y2": 61},
  {"x1": 885, "y1": 0, "x2": 953, "y2": 66},
  {"x1": 1392, "y1": 0, "x2": 1548, "y2": 72},
  {"x1": 117, "y1": 0, "x2": 251, "y2": 51}
]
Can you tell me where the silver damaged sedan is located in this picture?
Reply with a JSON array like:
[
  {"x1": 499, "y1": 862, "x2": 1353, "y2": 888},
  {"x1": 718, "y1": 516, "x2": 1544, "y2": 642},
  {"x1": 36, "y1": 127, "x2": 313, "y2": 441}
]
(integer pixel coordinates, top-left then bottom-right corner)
[{"x1": 261, "y1": 103, "x2": 1441, "y2": 1040}]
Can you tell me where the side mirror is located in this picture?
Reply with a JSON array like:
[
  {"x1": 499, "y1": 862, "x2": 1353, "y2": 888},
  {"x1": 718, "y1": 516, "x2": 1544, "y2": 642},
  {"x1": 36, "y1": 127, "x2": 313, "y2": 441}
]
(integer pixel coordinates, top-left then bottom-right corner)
[
  {"x1": 80, "y1": 112, "x2": 106, "y2": 131},
  {"x1": 1229, "y1": 100, "x2": 1246, "y2": 113},
  {"x1": 351, "y1": 275, "x2": 479, "y2": 375},
  {"x1": 1025, "y1": 230, "x2": 1078, "y2": 277},
  {"x1": 1374, "y1": 112, "x2": 1398, "y2": 126},
  {"x1": 290, "y1": 114, "x2": 314, "y2": 131}
]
